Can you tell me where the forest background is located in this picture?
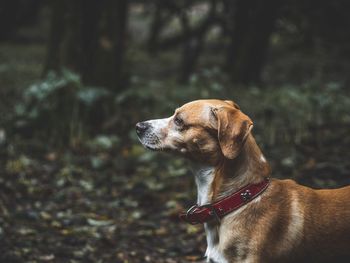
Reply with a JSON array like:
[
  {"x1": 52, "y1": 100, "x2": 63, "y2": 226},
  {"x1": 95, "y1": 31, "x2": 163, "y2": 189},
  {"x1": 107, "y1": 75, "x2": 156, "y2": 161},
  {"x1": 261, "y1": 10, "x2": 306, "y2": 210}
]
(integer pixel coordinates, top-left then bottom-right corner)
[{"x1": 1, "y1": 0, "x2": 350, "y2": 262}]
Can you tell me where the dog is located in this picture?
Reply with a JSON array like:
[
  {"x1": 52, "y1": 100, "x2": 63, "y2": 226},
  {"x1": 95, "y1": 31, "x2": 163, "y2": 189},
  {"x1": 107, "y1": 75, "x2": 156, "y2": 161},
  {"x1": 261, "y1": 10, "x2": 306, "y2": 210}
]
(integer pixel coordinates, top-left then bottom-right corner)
[{"x1": 136, "y1": 99, "x2": 350, "y2": 263}]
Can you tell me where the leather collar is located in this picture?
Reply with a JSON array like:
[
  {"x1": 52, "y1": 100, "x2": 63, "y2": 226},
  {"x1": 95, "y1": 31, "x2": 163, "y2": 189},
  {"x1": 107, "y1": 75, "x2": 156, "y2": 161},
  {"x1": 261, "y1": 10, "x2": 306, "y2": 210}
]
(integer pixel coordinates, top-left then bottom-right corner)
[{"x1": 179, "y1": 178, "x2": 270, "y2": 224}]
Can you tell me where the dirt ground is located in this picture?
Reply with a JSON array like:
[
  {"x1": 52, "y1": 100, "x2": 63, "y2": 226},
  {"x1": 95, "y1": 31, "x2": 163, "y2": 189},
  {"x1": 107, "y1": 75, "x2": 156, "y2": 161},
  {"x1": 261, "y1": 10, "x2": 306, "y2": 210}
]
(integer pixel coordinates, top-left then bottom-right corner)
[
  {"x1": 1, "y1": 122, "x2": 350, "y2": 263},
  {"x1": 0, "y1": 140, "x2": 207, "y2": 263}
]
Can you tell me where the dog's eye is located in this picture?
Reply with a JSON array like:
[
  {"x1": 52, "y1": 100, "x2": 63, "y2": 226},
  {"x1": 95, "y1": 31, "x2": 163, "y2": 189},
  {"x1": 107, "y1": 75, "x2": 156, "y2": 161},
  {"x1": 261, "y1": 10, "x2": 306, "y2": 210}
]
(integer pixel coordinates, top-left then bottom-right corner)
[{"x1": 174, "y1": 116, "x2": 184, "y2": 127}]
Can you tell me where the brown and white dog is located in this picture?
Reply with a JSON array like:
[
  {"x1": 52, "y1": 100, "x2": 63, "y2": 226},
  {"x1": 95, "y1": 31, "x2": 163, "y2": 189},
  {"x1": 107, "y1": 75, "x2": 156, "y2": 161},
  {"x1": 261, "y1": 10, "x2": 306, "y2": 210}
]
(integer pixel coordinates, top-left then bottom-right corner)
[{"x1": 136, "y1": 99, "x2": 350, "y2": 263}]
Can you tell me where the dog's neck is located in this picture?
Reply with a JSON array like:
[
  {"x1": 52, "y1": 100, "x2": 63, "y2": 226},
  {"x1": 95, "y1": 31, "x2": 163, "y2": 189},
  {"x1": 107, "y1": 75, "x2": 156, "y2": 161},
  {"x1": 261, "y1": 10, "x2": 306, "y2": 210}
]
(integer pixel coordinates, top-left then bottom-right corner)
[
  {"x1": 191, "y1": 134, "x2": 270, "y2": 262},
  {"x1": 192, "y1": 134, "x2": 270, "y2": 205}
]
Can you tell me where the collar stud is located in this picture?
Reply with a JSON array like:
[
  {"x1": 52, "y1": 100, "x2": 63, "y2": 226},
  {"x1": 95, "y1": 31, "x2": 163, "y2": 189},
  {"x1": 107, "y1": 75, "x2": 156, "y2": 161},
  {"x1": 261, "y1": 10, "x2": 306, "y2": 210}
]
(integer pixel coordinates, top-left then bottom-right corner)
[{"x1": 240, "y1": 190, "x2": 252, "y2": 202}]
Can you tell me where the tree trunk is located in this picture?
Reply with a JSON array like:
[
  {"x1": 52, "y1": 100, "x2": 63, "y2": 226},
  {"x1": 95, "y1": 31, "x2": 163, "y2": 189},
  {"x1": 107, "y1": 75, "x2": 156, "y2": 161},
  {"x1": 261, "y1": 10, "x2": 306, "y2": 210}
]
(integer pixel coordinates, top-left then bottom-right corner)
[
  {"x1": 43, "y1": 0, "x2": 66, "y2": 74},
  {"x1": 43, "y1": 0, "x2": 128, "y2": 91},
  {"x1": 109, "y1": 0, "x2": 128, "y2": 90},
  {"x1": 179, "y1": 0, "x2": 217, "y2": 83},
  {"x1": 0, "y1": 0, "x2": 43, "y2": 41},
  {"x1": 226, "y1": 0, "x2": 280, "y2": 84},
  {"x1": 148, "y1": 1, "x2": 164, "y2": 54},
  {"x1": 179, "y1": 13, "x2": 206, "y2": 83}
]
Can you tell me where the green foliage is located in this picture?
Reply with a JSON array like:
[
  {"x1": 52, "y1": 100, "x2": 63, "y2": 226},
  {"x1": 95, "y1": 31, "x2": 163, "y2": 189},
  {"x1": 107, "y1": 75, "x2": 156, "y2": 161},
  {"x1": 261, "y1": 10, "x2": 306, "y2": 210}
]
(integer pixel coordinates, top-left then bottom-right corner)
[
  {"x1": 13, "y1": 70, "x2": 111, "y2": 145},
  {"x1": 99, "y1": 73, "x2": 350, "y2": 181},
  {"x1": 9, "y1": 60, "x2": 350, "y2": 170},
  {"x1": 238, "y1": 82, "x2": 350, "y2": 146},
  {"x1": 113, "y1": 66, "x2": 350, "y2": 153}
]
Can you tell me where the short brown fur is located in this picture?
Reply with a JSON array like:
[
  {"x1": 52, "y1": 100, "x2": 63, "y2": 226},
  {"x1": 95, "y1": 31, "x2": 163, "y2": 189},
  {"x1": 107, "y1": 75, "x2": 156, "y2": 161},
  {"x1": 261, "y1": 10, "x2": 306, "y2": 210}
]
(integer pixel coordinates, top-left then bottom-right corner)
[{"x1": 137, "y1": 99, "x2": 350, "y2": 263}]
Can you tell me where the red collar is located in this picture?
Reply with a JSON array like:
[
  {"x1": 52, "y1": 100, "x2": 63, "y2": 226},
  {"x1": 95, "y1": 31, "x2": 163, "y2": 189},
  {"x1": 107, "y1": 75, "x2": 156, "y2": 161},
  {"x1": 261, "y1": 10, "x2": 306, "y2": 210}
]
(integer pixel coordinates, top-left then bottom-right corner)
[{"x1": 179, "y1": 178, "x2": 270, "y2": 224}]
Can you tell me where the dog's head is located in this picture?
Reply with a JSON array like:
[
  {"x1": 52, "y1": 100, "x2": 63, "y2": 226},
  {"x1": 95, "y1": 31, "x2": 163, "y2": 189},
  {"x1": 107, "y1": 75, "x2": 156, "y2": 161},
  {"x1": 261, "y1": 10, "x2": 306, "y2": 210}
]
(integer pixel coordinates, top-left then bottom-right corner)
[{"x1": 136, "y1": 99, "x2": 253, "y2": 164}]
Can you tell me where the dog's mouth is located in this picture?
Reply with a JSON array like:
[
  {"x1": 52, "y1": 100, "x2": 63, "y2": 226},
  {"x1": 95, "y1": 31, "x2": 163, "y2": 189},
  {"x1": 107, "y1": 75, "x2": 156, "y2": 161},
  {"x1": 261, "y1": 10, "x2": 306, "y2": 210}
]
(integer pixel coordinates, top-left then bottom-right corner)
[
  {"x1": 137, "y1": 132, "x2": 163, "y2": 151},
  {"x1": 141, "y1": 142, "x2": 164, "y2": 152},
  {"x1": 144, "y1": 144, "x2": 160, "y2": 151}
]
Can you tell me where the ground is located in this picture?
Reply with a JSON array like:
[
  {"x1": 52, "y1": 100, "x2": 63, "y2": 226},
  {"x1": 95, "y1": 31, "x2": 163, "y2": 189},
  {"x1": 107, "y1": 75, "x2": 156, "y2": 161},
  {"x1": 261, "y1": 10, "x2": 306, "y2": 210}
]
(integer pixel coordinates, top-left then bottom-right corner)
[
  {"x1": 0, "y1": 140, "x2": 207, "y2": 263},
  {"x1": 1, "y1": 37, "x2": 350, "y2": 263},
  {"x1": 1, "y1": 125, "x2": 350, "y2": 263}
]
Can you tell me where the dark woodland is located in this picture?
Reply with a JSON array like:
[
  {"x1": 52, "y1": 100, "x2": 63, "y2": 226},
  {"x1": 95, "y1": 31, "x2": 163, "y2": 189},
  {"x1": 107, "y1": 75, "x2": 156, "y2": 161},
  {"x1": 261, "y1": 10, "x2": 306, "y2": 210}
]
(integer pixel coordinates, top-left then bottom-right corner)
[{"x1": 1, "y1": 0, "x2": 350, "y2": 262}]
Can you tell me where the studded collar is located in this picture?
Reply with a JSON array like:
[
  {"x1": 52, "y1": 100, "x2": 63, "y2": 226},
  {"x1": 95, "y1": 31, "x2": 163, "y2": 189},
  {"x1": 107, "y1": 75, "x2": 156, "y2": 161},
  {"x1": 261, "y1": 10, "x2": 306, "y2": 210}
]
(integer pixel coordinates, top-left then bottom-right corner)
[{"x1": 179, "y1": 178, "x2": 270, "y2": 224}]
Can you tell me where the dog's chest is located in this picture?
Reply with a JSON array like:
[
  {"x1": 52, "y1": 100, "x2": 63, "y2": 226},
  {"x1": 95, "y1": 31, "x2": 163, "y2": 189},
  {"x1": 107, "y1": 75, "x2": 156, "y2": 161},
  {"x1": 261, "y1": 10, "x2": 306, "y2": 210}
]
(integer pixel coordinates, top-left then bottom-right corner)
[
  {"x1": 192, "y1": 166, "x2": 259, "y2": 262},
  {"x1": 193, "y1": 166, "x2": 215, "y2": 205},
  {"x1": 205, "y1": 207, "x2": 255, "y2": 263},
  {"x1": 204, "y1": 224, "x2": 228, "y2": 263},
  {"x1": 192, "y1": 166, "x2": 228, "y2": 262}
]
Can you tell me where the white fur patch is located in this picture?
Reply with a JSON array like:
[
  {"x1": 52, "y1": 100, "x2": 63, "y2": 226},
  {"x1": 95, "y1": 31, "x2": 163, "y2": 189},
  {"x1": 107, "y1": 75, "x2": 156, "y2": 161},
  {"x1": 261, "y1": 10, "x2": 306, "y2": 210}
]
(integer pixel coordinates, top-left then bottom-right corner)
[
  {"x1": 146, "y1": 116, "x2": 185, "y2": 150},
  {"x1": 260, "y1": 155, "x2": 266, "y2": 163},
  {"x1": 277, "y1": 192, "x2": 304, "y2": 255},
  {"x1": 192, "y1": 166, "x2": 215, "y2": 205},
  {"x1": 204, "y1": 223, "x2": 228, "y2": 263},
  {"x1": 191, "y1": 166, "x2": 228, "y2": 263},
  {"x1": 147, "y1": 117, "x2": 170, "y2": 131},
  {"x1": 287, "y1": 194, "x2": 304, "y2": 241},
  {"x1": 201, "y1": 105, "x2": 212, "y2": 122},
  {"x1": 241, "y1": 258, "x2": 256, "y2": 263},
  {"x1": 205, "y1": 244, "x2": 228, "y2": 263}
]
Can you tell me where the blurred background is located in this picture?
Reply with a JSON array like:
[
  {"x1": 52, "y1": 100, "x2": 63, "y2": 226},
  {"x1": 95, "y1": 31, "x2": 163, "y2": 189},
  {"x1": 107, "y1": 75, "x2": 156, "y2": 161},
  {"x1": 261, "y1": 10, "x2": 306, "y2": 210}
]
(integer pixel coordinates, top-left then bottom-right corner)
[{"x1": 1, "y1": 0, "x2": 350, "y2": 262}]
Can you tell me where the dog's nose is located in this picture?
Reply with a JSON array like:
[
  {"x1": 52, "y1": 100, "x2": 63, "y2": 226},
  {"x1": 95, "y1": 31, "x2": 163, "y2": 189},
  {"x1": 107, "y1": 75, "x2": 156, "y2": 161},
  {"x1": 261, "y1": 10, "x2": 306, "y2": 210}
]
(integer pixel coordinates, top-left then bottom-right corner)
[{"x1": 136, "y1": 122, "x2": 150, "y2": 136}]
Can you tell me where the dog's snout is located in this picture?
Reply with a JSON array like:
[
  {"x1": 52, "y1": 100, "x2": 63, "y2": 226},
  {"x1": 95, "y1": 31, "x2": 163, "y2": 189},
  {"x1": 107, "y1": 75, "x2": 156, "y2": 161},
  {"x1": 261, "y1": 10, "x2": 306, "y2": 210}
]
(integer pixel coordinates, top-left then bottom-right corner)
[{"x1": 136, "y1": 122, "x2": 150, "y2": 136}]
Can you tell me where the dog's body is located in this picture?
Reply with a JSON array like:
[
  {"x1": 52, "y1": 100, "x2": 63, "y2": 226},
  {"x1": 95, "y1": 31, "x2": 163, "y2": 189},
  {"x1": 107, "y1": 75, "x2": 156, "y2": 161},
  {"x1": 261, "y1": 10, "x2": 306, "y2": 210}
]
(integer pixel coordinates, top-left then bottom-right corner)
[{"x1": 136, "y1": 99, "x2": 350, "y2": 262}]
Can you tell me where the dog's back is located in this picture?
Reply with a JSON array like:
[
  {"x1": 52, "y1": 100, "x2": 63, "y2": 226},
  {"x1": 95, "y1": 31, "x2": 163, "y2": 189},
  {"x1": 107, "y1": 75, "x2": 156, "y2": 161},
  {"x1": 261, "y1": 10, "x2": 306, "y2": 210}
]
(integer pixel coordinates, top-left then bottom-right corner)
[{"x1": 257, "y1": 180, "x2": 350, "y2": 263}]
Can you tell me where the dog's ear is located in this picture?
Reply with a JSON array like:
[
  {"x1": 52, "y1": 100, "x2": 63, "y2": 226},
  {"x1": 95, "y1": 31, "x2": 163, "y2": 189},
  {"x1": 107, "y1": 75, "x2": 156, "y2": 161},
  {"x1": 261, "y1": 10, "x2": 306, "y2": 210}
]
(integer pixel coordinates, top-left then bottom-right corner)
[
  {"x1": 212, "y1": 106, "x2": 253, "y2": 159},
  {"x1": 224, "y1": 100, "x2": 240, "y2": 110}
]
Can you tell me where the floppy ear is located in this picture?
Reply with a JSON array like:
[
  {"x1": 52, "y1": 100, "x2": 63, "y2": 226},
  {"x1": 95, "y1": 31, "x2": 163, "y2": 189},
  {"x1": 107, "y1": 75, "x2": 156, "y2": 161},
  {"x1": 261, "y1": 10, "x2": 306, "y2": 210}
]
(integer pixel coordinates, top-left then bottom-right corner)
[
  {"x1": 212, "y1": 106, "x2": 253, "y2": 159},
  {"x1": 224, "y1": 100, "x2": 240, "y2": 110}
]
